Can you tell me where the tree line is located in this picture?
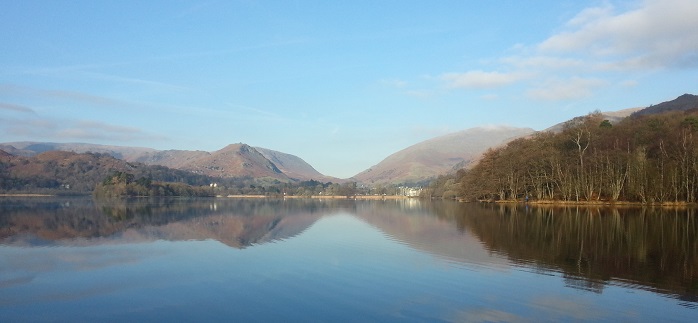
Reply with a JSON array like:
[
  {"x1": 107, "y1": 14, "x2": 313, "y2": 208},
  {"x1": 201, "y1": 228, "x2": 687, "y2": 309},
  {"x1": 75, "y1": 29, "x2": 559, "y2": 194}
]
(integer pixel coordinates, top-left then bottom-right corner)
[
  {"x1": 93, "y1": 171, "x2": 215, "y2": 198},
  {"x1": 0, "y1": 150, "x2": 368, "y2": 197},
  {"x1": 425, "y1": 109, "x2": 698, "y2": 204}
]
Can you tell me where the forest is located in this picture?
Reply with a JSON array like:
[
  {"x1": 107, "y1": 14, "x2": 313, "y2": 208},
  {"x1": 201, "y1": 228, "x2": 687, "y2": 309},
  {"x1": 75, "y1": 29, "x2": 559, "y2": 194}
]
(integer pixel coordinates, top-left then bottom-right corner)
[{"x1": 425, "y1": 108, "x2": 698, "y2": 204}]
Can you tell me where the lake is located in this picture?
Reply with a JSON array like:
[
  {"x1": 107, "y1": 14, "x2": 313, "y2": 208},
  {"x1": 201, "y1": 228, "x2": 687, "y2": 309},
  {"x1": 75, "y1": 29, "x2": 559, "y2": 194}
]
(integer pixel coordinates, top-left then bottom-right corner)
[{"x1": 1, "y1": 197, "x2": 696, "y2": 322}]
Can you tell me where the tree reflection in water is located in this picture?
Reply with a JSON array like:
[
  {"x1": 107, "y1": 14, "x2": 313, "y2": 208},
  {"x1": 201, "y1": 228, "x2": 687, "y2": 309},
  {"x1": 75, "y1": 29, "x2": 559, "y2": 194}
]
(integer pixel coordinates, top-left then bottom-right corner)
[{"x1": 451, "y1": 203, "x2": 697, "y2": 303}]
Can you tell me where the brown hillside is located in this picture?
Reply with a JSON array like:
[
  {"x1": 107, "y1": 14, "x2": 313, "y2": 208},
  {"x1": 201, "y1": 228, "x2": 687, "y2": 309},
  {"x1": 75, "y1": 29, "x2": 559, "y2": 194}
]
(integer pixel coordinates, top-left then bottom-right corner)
[{"x1": 176, "y1": 144, "x2": 288, "y2": 180}]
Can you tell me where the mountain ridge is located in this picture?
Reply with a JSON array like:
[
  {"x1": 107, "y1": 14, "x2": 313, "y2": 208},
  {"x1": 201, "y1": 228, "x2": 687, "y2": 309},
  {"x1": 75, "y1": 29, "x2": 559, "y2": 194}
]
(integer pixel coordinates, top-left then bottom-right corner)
[{"x1": 3, "y1": 94, "x2": 693, "y2": 186}]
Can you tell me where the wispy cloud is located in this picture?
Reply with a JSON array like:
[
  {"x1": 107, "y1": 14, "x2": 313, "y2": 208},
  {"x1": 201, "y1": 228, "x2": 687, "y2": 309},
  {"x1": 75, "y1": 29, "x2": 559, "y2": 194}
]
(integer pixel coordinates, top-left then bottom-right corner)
[
  {"x1": 1, "y1": 117, "x2": 168, "y2": 143},
  {"x1": 0, "y1": 84, "x2": 124, "y2": 108},
  {"x1": 499, "y1": 56, "x2": 584, "y2": 70},
  {"x1": 78, "y1": 71, "x2": 190, "y2": 92},
  {"x1": 527, "y1": 77, "x2": 607, "y2": 101},
  {"x1": 0, "y1": 102, "x2": 36, "y2": 114},
  {"x1": 441, "y1": 70, "x2": 530, "y2": 89},
  {"x1": 380, "y1": 78, "x2": 408, "y2": 88},
  {"x1": 404, "y1": 89, "x2": 435, "y2": 99},
  {"x1": 56, "y1": 121, "x2": 167, "y2": 142}
]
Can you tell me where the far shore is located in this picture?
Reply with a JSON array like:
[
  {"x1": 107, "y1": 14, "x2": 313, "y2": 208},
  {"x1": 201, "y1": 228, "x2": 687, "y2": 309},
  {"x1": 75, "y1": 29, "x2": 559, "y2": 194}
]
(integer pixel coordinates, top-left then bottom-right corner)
[
  {"x1": 3, "y1": 193, "x2": 693, "y2": 207},
  {"x1": 226, "y1": 194, "x2": 411, "y2": 200}
]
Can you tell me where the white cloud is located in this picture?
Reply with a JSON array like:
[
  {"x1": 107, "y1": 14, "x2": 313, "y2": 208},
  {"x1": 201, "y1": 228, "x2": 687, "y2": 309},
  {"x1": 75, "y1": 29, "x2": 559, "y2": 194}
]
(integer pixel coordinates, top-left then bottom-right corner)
[
  {"x1": 409, "y1": 0, "x2": 697, "y2": 102},
  {"x1": 538, "y1": 0, "x2": 698, "y2": 69},
  {"x1": 441, "y1": 70, "x2": 529, "y2": 89},
  {"x1": 527, "y1": 77, "x2": 607, "y2": 101}
]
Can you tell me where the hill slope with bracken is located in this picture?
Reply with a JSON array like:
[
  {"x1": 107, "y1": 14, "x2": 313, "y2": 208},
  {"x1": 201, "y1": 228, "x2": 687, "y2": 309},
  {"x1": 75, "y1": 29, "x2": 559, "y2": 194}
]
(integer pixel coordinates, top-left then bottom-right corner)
[{"x1": 353, "y1": 126, "x2": 536, "y2": 185}]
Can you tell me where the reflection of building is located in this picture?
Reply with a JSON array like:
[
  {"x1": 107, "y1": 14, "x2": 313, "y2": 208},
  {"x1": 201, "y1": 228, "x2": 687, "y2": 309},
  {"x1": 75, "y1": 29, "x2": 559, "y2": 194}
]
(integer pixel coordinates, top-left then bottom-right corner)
[{"x1": 398, "y1": 186, "x2": 422, "y2": 197}]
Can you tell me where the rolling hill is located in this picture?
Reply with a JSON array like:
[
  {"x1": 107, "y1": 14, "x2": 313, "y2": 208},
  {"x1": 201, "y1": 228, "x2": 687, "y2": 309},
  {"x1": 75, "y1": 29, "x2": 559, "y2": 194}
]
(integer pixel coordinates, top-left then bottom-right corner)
[{"x1": 353, "y1": 126, "x2": 536, "y2": 185}]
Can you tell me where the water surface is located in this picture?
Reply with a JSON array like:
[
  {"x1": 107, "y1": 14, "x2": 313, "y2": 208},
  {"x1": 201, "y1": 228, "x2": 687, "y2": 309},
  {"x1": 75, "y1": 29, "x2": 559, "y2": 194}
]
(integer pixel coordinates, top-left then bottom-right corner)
[{"x1": 0, "y1": 198, "x2": 696, "y2": 322}]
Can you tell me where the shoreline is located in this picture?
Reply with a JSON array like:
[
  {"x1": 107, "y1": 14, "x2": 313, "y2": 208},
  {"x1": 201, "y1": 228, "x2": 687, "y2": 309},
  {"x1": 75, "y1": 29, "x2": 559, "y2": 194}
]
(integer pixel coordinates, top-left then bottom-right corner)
[
  {"x1": 483, "y1": 199, "x2": 697, "y2": 207},
  {"x1": 226, "y1": 195, "x2": 410, "y2": 200}
]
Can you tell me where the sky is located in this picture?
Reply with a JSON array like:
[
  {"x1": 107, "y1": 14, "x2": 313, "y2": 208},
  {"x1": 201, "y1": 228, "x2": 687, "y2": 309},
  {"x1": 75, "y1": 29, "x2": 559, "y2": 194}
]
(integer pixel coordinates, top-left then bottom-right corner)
[{"x1": 1, "y1": 0, "x2": 697, "y2": 178}]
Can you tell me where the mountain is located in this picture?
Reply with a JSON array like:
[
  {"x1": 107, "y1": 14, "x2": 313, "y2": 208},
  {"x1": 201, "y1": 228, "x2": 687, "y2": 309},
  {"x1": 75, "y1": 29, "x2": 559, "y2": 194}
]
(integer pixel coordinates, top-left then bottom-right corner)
[
  {"x1": 130, "y1": 149, "x2": 211, "y2": 169},
  {"x1": 174, "y1": 143, "x2": 288, "y2": 180},
  {"x1": 353, "y1": 126, "x2": 535, "y2": 185},
  {"x1": 254, "y1": 147, "x2": 339, "y2": 182},
  {"x1": 543, "y1": 107, "x2": 641, "y2": 133},
  {"x1": 632, "y1": 94, "x2": 698, "y2": 117},
  {"x1": 542, "y1": 94, "x2": 698, "y2": 134},
  {"x1": 0, "y1": 142, "x2": 310, "y2": 181}
]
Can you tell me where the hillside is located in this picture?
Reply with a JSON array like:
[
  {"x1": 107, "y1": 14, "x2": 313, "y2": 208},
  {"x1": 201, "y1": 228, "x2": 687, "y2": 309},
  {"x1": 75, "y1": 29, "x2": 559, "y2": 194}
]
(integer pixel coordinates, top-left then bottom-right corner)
[
  {"x1": 353, "y1": 126, "x2": 535, "y2": 185},
  {"x1": 0, "y1": 150, "x2": 216, "y2": 194},
  {"x1": 176, "y1": 144, "x2": 288, "y2": 180},
  {"x1": 441, "y1": 105, "x2": 698, "y2": 203},
  {"x1": 544, "y1": 107, "x2": 641, "y2": 133},
  {"x1": 0, "y1": 142, "x2": 308, "y2": 181},
  {"x1": 255, "y1": 147, "x2": 339, "y2": 182},
  {"x1": 632, "y1": 94, "x2": 698, "y2": 117}
]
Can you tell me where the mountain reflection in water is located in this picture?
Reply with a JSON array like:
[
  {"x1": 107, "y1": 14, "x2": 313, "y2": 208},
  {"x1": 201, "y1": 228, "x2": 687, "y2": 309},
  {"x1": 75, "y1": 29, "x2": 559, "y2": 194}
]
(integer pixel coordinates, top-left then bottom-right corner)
[
  {"x1": 0, "y1": 198, "x2": 331, "y2": 248},
  {"x1": 0, "y1": 197, "x2": 696, "y2": 321}
]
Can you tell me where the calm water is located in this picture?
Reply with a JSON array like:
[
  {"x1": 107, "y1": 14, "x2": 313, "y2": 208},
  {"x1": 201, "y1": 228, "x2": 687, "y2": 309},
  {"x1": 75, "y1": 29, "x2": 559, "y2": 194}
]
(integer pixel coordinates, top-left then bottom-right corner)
[{"x1": 1, "y1": 198, "x2": 696, "y2": 322}]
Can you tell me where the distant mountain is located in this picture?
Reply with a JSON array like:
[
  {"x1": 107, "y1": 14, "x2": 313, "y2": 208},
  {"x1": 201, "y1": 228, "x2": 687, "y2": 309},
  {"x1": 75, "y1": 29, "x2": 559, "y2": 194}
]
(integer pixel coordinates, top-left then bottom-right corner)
[
  {"x1": 353, "y1": 126, "x2": 535, "y2": 185},
  {"x1": 543, "y1": 107, "x2": 641, "y2": 133},
  {"x1": 130, "y1": 149, "x2": 210, "y2": 169},
  {"x1": 174, "y1": 143, "x2": 288, "y2": 180},
  {"x1": 0, "y1": 142, "x2": 316, "y2": 181},
  {"x1": 255, "y1": 147, "x2": 339, "y2": 182},
  {"x1": 632, "y1": 94, "x2": 698, "y2": 117}
]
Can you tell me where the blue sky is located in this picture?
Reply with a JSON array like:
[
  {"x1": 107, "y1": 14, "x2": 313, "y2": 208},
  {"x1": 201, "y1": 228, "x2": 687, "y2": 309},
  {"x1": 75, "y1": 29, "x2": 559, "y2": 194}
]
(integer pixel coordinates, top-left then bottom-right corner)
[{"x1": 1, "y1": 0, "x2": 697, "y2": 178}]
